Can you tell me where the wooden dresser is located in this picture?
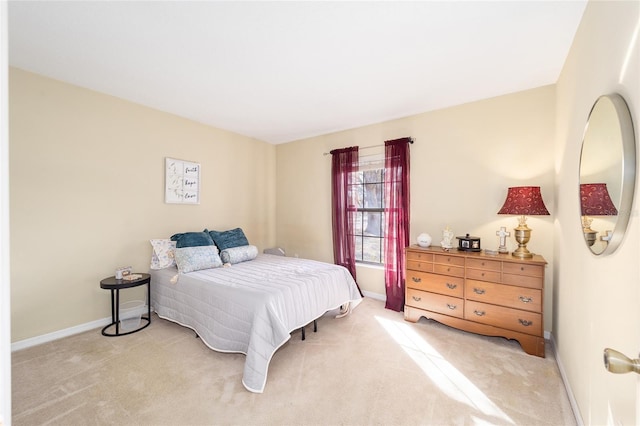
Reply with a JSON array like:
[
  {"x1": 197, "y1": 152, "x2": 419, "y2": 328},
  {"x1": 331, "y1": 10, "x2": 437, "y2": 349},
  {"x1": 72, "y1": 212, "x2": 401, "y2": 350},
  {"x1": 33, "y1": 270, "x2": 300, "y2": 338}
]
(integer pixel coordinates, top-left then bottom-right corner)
[{"x1": 404, "y1": 245, "x2": 546, "y2": 357}]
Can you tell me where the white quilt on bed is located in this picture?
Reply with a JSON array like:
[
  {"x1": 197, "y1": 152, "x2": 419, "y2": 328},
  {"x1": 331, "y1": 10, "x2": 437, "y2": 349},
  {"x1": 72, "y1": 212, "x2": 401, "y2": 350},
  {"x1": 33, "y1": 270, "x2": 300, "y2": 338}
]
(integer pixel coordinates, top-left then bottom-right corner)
[{"x1": 150, "y1": 254, "x2": 362, "y2": 393}]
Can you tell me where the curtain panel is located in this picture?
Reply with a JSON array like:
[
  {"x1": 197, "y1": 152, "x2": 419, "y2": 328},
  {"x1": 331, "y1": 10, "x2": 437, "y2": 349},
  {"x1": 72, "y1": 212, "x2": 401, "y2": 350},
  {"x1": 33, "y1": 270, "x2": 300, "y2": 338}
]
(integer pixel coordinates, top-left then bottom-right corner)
[
  {"x1": 330, "y1": 146, "x2": 362, "y2": 296},
  {"x1": 383, "y1": 138, "x2": 411, "y2": 312}
]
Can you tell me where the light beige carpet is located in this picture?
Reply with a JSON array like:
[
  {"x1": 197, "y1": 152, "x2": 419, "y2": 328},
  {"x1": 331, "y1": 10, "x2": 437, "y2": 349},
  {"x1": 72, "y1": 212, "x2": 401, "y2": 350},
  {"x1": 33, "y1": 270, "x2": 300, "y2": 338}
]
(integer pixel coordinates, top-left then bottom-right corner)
[{"x1": 12, "y1": 298, "x2": 576, "y2": 425}]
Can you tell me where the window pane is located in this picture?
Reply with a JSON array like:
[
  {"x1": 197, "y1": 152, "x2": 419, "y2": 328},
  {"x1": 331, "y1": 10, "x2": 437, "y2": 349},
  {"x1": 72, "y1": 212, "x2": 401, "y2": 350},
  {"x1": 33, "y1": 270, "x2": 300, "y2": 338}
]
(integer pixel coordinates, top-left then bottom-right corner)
[
  {"x1": 364, "y1": 183, "x2": 383, "y2": 208},
  {"x1": 353, "y1": 183, "x2": 364, "y2": 208},
  {"x1": 354, "y1": 211, "x2": 363, "y2": 234},
  {"x1": 363, "y1": 212, "x2": 383, "y2": 236},
  {"x1": 354, "y1": 235, "x2": 363, "y2": 261},
  {"x1": 363, "y1": 169, "x2": 382, "y2": 183},
  {"x1": 362, "y1": 237, "x2": 382, "y2": 263}
]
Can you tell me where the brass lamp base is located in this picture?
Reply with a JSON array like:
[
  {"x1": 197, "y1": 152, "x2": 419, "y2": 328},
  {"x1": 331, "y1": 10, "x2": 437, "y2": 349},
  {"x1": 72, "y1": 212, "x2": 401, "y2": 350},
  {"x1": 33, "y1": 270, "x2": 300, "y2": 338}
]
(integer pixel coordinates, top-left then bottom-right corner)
[
  {"x1": 582, "y1": 216, "x2": 597, "y2": 247},
  {"x1": 583, "y1": 229, "x2": 597, "y2": 247},
  {"x1": 512, "y1": 225, "x2": 533, "y2": 259}
]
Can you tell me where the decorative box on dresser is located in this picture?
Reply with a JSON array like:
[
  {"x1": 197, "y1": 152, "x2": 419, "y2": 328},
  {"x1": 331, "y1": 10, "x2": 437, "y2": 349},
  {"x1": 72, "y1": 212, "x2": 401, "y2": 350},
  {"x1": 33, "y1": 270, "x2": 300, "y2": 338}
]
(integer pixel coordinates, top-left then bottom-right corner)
[{"x1": 404, "y1": 245, "x2": 546, "y2": 357}]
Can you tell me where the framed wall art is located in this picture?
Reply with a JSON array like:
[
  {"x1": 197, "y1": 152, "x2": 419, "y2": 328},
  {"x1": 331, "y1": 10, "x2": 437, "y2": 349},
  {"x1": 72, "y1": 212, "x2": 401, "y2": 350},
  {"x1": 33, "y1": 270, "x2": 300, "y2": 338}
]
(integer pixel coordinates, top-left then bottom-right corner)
[{"x1": 165, "y1": 157, "x2": 200, "y2": 204}]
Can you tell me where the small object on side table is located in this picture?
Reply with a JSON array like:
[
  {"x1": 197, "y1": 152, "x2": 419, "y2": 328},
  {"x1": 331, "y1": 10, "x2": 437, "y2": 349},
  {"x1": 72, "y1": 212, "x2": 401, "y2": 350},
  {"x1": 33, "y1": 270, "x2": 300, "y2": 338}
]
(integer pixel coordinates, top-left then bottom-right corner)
[{"x1": 100, "y1": 273, "x2": 151, "y2": 337}]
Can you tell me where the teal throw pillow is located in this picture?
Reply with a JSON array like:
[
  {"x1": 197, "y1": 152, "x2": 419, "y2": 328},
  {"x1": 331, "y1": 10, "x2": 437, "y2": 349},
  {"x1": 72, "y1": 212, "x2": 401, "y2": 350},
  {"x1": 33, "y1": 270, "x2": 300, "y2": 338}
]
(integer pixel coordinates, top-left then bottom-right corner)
[
  {"x1": 170, "y1": 231, "x2": 214, "y2": 248},
  {"x1": 208, "y1": 228, "x2": 249, "y2": 251}
]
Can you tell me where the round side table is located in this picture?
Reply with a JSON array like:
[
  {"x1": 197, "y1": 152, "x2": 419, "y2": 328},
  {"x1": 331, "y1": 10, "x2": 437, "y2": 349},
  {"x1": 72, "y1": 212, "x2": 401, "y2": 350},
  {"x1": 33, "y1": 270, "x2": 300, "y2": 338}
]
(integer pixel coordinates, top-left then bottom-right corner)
[{"x1": 100, "y1": 273, "x2": 151, "y2": 336}]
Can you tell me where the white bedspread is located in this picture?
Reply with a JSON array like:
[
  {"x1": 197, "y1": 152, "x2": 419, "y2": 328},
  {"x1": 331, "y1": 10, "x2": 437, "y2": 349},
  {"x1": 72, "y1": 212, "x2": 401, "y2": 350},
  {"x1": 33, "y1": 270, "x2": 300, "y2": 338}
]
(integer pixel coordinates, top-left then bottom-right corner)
[{"x1": 150, "y1": 254, "x2": 362, "y2": 393}]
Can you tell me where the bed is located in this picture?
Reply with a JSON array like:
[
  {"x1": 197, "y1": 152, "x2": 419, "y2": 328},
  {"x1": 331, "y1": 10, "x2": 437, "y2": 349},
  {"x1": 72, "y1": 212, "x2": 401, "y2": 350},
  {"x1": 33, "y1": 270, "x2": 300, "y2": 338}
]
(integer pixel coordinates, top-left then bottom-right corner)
[{"x1": 149, "y1": 245, "x2": 362, "y2": 393}]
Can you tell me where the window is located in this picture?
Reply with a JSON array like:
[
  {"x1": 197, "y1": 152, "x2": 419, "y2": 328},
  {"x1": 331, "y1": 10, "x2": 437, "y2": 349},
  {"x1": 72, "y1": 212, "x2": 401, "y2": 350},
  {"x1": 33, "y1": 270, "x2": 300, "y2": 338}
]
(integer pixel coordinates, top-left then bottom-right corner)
[{"x1": 351, "y1": 166, "x2": 385, "y2": 264}]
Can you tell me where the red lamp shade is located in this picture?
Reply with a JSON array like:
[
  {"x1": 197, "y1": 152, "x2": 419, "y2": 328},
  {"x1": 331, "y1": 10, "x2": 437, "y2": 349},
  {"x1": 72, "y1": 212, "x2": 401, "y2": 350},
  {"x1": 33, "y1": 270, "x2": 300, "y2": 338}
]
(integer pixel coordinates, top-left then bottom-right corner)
[
  {"x1": 580, "y1": 183, "x2": 618, "y2": 216},
  {"x1": 497, "y1": 186, "x2": 550, "y2": 216}
]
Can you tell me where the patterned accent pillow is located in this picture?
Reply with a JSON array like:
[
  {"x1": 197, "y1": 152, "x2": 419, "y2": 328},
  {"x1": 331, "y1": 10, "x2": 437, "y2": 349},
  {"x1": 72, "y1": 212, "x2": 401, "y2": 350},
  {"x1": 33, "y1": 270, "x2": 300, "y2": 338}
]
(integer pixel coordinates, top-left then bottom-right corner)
[
  {"x1": 150, "y1": 239, "x2": 177, "y2": 270},
  {"x1": 174, "y1": 246, "x2": 223, "y2": 273},
  {"x1": 170, "y1": 231, "x2": 214, "y2": 248},
  {"x1": 220, "y1": 245, "x2": 258, "y2": 265},
  {"x1": 208, "y1": 228, "x2": 249, "y2": 251}
]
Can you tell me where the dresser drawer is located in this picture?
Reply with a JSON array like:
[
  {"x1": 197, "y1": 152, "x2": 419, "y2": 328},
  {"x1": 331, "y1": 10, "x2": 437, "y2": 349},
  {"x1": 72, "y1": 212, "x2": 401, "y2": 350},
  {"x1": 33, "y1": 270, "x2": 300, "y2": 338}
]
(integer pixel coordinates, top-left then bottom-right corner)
[
  {"x1": 407, "y1": 271, "x2": 463, "y2": 297},
  {"x1": 466, "y1": 258, "x2": 501, "y2": 271},
  {"x1": 406, "y1": 288, "x2": 464, "y2": 318},
  {"x1": 434, "y1": 264, "x2": 465, "y2": 277},
  {"x1": 465, "y1": 279, "x2": 542, "y2": 312},
  {"x1": 434, "y1": 254, "x2": 465, "y2": 267},
  {"x1": 465, "y1": 268, "x2": 501, "y2": 283},
  {"x1": 406, "y1": 260, "x2": 434, "y2": 273},
  {"x1": 502, "y1": 262, "x2": 544, "y2": 277},
  {"x1": 406, "y1": 250, "x2": 434, "y2": 263},
  {"x1": 465, "y1": 300, "x2": 542, "y2": 336},
  {"x1": 502, "y1": 273, "x2": 543, "y2": 289}
]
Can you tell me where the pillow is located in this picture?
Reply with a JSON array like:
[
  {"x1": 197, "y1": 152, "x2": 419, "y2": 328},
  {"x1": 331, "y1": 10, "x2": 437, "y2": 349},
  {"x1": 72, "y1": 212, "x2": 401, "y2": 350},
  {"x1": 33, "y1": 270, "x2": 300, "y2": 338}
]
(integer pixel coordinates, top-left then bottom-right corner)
[
  {"x1": 150, "y1": 239, "x2": 177, "y2": 270},
  {"x1": 174, "y1": 246, "x2": 223, "y2": 273},
  {"x1": 220, "y1": 245, "x2": 258, "y2": 265},
  {"x1": 208, "y1": 228, "x2": 249, "y2": 251},
  {"x1": 170, "y1": 231, "x2": 214, "y2": 248}
]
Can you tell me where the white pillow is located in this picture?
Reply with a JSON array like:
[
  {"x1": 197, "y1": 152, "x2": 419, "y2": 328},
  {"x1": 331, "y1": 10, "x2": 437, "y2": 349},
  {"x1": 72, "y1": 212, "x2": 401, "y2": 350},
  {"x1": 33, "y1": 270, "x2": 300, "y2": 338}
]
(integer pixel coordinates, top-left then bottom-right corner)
[
  {"x1": 220, "y1": 245, "x2": 258, "y2": 265},
  {"x1": 174, "y1": 245, "x2": 223, "y2": 273},
  {"x1": 150, "y1": 239, "x2": 177, "y2": 270}
]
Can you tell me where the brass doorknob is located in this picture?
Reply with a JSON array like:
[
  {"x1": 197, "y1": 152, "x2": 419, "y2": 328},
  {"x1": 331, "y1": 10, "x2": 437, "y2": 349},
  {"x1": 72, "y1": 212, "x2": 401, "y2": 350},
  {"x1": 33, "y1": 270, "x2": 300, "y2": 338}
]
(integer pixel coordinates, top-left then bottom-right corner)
[{"x1": 603, "y1": 348, "x2": 640, "y2": 374}]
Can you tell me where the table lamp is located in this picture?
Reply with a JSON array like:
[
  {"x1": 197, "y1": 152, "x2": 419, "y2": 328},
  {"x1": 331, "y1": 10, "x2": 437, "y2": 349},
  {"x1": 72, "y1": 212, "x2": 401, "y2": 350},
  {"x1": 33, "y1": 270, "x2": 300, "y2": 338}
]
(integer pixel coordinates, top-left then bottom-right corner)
[
  {"x1": 580, "y1": 183, "x2": 618, "y2": 246},
  {"x1": 497, "y1": 186, "x2": 550, "y2": 258}
]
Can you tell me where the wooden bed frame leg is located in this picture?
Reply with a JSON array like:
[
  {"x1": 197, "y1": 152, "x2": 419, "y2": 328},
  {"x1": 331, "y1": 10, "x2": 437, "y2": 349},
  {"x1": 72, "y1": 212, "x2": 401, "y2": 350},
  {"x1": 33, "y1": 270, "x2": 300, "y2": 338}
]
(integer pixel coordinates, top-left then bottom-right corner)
[{"x1": 301, "y1": 327, "x2": 306, "y2": 340}]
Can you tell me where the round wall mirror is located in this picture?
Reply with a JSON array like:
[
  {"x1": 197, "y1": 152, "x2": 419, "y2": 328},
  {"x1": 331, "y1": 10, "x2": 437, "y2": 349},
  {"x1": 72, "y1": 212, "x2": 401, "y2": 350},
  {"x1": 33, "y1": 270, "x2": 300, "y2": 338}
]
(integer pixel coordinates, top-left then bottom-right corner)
[{"x1": 579, "y1": 94, "x2": 636, "y2": 255}]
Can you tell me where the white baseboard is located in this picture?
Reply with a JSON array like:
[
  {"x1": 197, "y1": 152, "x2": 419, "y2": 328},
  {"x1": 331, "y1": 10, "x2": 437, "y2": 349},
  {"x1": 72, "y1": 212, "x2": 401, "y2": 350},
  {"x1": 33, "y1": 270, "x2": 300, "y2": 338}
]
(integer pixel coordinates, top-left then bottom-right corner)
[
  {"x1": 549, "y1": 333, "x2": 584, "y2": 426},
  {"x1": 362, "y1": 290, "x2": 386, "y2": 301},
  {"x1": 11, "y1": 317, "x2": 111, "y2": 352}
]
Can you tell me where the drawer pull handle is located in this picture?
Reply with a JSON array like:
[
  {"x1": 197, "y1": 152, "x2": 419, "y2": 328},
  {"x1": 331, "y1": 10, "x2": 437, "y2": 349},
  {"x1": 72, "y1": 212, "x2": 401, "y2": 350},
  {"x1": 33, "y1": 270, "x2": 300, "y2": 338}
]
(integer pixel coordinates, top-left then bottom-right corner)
[
  {"x1": 446, "y1": 283, "x2": 457, "y2": 289},
  {"x1": 520, "y1": 267, "x2": 525, "y2": 271},
  {"x1": 473, "y1": 288, "x2": 485, "y2": 295},
  {"x1": 481, "y1": 272, "x2": 485, "y2": 276},
  {"x1": 412, "y1": 296, "x2": 421, "y2": 302},
  {"x1": 519, "y1": 319, "x2": 533, "y2": 327},
  {"x1": 473, "y1": 310, "x2": 486, "y2": 317},
  {"x1": 446, "y1": 304, "x2": 457, "y2": 310},
  {"x1": 412, "y1": 277, "x2": 422, "y2": 283},
  {"x1": 519, "y1": 296, "x2": 533, "y2": 303}
]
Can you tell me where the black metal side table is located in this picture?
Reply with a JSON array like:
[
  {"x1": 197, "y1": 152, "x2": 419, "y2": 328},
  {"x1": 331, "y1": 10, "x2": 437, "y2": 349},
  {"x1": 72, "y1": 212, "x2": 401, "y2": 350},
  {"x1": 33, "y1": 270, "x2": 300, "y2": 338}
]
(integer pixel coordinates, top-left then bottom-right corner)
[{"x1": 100, "y1": 273, "x2": 151, "y2": 336}]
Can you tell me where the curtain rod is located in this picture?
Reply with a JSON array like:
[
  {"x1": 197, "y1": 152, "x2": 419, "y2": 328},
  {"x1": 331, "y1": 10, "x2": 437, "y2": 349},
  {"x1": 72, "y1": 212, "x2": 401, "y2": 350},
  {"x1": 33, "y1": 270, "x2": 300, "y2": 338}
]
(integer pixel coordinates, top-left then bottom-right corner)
[{"x1": 322, "y1": 138, "x2": 414, "y2": 156}]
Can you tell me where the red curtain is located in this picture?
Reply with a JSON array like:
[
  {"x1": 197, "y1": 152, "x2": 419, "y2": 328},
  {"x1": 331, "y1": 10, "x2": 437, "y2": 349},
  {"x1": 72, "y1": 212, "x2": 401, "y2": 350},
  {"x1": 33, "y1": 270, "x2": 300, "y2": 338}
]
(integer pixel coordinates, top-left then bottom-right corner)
[
  {"x1": 330, "y1": 146, "x2": 362, "y2": 296},
  {"x1": 384, "y1": 138, "x2": 411, "y2": 311}
]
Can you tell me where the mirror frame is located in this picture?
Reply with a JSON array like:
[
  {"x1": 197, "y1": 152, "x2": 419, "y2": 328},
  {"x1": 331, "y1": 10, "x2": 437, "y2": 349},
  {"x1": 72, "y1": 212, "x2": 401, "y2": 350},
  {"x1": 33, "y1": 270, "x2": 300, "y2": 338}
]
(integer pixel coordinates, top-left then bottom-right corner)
[{"x1": 579, "y1": 93, "x2": 636, "y2": 255}]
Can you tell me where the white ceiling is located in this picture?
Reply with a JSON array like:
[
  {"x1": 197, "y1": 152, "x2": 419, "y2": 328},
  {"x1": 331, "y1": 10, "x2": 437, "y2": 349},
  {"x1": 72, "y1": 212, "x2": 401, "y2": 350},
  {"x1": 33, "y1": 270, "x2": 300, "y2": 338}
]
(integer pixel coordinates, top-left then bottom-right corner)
[{"x1": 8, "y1": 1, "x2": 587, "y2": 144}]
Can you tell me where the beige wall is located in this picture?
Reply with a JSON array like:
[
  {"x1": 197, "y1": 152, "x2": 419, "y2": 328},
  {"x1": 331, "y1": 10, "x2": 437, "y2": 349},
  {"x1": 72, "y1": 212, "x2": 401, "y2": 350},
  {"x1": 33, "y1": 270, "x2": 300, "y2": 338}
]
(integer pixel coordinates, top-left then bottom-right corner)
[
  {"x1": 276, "y1": 86, "x2": 556, "y2": 330},
  {"x1": 555, "y1": 1, "x2": 640, "y2": 424},
  {"x1": 9, "y1": 68, "x2": 277, "y2": 342}
]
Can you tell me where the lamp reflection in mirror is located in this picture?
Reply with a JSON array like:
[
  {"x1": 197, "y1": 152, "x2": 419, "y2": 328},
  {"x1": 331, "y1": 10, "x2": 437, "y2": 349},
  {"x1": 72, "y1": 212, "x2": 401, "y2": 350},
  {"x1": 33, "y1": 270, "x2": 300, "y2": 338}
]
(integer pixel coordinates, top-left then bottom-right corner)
[
  {"x1": 580, "y1": 183, "x2": 618, "y2": 247},
  {"x1": 497, "y1": 186, "x2": 550, "y2": 259}
]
